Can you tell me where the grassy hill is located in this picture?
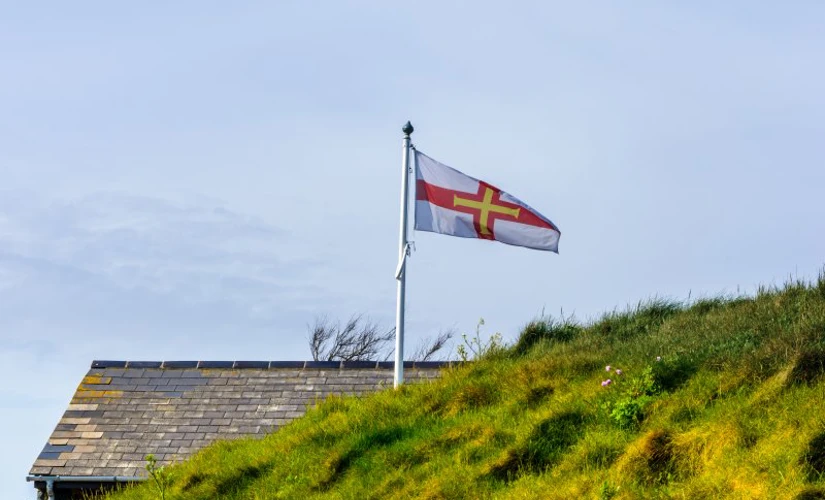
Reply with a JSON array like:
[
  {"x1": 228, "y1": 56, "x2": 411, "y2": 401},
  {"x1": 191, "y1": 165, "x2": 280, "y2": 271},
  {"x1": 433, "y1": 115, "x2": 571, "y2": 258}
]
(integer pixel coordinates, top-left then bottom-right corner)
[{"x1": 107, "y1": 275, "x2": 825, "y2": 499}]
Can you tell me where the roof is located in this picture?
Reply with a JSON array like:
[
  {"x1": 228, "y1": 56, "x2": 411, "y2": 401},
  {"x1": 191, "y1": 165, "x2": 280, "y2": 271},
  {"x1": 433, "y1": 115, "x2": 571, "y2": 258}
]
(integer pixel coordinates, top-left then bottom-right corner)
[{"x1": 30, "y1": 360, "x2": 447, "y2": 479}]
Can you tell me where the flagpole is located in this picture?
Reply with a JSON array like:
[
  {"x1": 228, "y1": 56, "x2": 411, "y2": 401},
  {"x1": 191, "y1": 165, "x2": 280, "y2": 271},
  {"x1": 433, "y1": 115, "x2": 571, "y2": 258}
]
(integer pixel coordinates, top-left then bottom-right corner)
[{"x1": 394, "y1": 121, "x2": 413, "y2": 388}]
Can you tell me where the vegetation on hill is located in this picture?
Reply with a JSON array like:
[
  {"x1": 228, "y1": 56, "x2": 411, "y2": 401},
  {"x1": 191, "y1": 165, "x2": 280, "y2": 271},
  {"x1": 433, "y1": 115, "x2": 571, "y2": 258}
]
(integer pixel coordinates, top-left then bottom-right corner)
[{"x1": 107, "y1": 274, "x2": 825, "y2": 499}]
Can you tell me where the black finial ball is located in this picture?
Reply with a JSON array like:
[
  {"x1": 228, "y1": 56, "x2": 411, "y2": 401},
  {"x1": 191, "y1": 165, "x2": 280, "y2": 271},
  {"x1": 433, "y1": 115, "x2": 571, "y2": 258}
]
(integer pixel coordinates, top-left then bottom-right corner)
[{"x1": 402, "y1": 121, "x2": 414, "y2": 135}]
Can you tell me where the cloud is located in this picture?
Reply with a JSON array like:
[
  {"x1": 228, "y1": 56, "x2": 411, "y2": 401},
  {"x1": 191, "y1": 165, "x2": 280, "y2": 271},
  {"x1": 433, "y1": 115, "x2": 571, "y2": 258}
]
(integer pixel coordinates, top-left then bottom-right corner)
[{"x1": 0, "y1": 191, "x2": 334, "y2": 348}]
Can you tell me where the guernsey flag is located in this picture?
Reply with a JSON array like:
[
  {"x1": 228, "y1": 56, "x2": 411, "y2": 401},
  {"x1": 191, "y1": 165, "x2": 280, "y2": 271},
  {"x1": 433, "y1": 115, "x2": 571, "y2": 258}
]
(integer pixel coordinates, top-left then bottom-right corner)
[{"x1": 414, "y1": 150, "x2": 560, "y2": 252}]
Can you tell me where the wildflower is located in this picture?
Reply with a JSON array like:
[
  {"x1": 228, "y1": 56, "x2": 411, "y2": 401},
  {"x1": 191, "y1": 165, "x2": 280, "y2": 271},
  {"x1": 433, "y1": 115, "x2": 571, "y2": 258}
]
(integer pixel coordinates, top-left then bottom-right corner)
[
  {"x1": 601, "y1": 379, "x2": 612, "y2": 387},
  {"x1": 605, "y1": 365, "x2": 611, "y2": 372},
  {"x1": 615, "y1": 369, "x2": 623, "y2": 376},
  {"x1": 656, "y1": 356, "x2": 662, "y2": 362}
]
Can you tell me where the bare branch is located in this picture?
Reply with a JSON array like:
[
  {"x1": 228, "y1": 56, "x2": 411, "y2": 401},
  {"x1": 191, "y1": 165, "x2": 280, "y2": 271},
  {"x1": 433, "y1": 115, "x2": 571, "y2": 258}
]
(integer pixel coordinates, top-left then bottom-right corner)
[
  {"x1": 307, "y1": 314, "x2": 395, "y2": 361},
  {"x1": 309, "y1": 315, "x2": 454, "y2": 362},
  {"x1": 308, "y1": 315, "x2": 334, "y2": 362},
  {"x1": 409, "y1": 329, "x2": 455, "y2": 362}
]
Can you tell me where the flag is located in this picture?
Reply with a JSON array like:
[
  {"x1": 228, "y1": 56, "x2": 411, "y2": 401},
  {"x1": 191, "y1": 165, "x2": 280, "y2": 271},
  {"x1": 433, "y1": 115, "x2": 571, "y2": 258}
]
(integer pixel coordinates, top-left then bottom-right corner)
[{"x1": 414, "y1": 150, "x2": 560, "y2": 252}]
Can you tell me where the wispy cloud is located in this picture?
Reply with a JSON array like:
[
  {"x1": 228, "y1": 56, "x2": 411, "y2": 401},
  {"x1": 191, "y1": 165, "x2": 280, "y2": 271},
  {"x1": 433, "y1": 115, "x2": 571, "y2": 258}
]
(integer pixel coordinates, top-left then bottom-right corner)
[{"x1": 0, "y1": 191, "x2": 335, "y2": 348}]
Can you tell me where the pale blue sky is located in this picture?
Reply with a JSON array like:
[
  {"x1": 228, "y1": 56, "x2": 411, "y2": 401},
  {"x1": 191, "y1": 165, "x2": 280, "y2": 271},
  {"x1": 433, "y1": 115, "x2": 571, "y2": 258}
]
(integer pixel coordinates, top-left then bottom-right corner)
[{"x1": 3, "y1": 2, "x2": 825, "y2": 497}]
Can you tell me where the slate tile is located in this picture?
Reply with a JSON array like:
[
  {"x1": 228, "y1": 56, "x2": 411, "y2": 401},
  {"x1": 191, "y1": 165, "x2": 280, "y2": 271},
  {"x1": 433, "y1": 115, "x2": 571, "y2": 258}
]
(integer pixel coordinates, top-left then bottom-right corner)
[
  {"x1": 174, "y1": 425, "x2": 199, "y2": 432},
  {"x1": 92, "y1": 360, "x2": 127, "y2": 368},
  {"x1": 51, "y1": 431, "x2": 82, "y2": 439},
  {"x1": 67, "y1": 403, "x2": 99, "y2": 411},
  {"x1": 233, "y1": 361, "x2": 269, "y2": 369},
  {"x1": 42, "y1": 444, "x2": 75, "y2": 453},
  {"x1": 109, "y1": 379, "x2": 139, "y2": 387},
  {"x1": 411, "y1": 361, "x2": 449, "y2": 369},
  {"x1": 67, "y1": 467, "x2": 96, "y2": 475},
  {"x1": 34, "y1": 459, "x2": 67, "y2": 467},
  {"x1": 304, "y1": 361, "x2": 341, "y2": 369},
  {"x1": 174, "y1": 378, "x2": 209, "y2": 386},
  {"x1": 198, "y1": 361, "x2": 234, "y2": 368},
  {"x1": 94, "y1": 467, "x2": 121, "y2": 475},
  {"x1": 162, "y1": 361, "x2": 198, "y2": 369},
  {"x1": 268, "y1": 361, "x2": 305, "y2": 368},
  {"x1": 145, "y1": 378, "x2": 171, "y2": 386},
  {"x1": 126, "y1": 361, "x2": 163, "y2": 368},
  {"x1": 341, "y1": 361, "x2": 378, "y2": 369}
]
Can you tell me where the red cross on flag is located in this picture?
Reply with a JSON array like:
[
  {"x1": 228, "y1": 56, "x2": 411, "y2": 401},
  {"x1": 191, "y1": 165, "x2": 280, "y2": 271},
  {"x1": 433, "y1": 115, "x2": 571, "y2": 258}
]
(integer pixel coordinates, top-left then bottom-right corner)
[{"x1": 414, "y1": 150, "x2": 561, "y2": 252}]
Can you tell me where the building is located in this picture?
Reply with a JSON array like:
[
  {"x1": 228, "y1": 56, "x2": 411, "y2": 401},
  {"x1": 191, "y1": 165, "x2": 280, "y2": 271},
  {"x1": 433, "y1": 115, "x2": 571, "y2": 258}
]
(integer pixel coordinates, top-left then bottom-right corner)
[{"x1": 28, "y1": 360, "x2": 446, "y2": 499}]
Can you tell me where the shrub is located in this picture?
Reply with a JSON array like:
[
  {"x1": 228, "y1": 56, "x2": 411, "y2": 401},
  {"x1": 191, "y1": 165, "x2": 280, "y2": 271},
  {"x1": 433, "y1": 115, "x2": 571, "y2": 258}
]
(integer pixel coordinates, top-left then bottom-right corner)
[
  {"x1": 610, "y1": 394, "x2": 655, "y2": 430},
  {"x1": 603, "y1": 358, "x2": 688, "y2": 429}
]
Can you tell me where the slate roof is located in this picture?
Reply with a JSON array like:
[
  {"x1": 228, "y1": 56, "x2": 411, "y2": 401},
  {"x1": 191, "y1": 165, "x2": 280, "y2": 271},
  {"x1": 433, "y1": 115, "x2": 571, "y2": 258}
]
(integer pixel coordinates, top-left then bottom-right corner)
[{"x1": 30, "y1": 360, "x2": 446, "y2": 478}]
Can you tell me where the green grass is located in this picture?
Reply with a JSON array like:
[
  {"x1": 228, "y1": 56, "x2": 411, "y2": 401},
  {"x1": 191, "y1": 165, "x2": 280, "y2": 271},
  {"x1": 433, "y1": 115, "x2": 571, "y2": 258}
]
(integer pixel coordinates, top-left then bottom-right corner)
[{"x1": 107, "y1": 272, "x2": 825, "y2": 499}]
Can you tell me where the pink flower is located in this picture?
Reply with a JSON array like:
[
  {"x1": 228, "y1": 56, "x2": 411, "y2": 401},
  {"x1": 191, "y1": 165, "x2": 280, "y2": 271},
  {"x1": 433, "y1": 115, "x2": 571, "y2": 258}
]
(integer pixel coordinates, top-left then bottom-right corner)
[
  {"x1": 605, "y1": 365, "x2": 611, "y2": 372},
  {"x1": 615, "y1": 369, "x2": 623, "y2": 376},
  {"x1": 601, "y1": 379, "x2": 612, "y2": 387}
]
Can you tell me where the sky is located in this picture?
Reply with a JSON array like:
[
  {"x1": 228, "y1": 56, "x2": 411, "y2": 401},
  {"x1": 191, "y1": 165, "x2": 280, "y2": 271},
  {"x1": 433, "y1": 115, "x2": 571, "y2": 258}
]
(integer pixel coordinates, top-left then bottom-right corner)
[{"x1": 2, "y1": 2, "x2": 825, "y2": 497}]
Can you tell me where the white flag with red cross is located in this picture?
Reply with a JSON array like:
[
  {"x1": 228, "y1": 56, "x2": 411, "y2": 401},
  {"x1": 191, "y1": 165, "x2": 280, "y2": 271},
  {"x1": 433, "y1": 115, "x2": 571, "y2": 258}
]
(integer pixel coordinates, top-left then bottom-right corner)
[{"x1": 413, "y1": 150, "x2": 560, "y2": 252}]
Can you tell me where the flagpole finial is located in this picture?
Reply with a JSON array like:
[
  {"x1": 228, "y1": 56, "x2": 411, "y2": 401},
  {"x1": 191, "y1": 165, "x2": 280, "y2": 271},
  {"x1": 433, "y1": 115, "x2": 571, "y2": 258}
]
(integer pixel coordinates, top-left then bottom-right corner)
[{"x1": 402, "y1": 121, "x2": 414, "y2": 137}]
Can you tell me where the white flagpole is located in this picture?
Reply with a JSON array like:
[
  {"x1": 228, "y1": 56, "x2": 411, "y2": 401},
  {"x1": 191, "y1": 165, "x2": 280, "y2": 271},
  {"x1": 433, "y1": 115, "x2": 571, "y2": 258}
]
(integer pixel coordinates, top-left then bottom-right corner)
[{"x1": 394, "y1": 121, "x2": 414, "y2": 388}]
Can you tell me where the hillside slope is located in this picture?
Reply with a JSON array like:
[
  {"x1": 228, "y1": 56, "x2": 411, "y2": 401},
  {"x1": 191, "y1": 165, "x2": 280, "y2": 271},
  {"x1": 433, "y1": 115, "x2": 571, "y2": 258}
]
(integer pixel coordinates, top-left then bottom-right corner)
[{"x1": 107, "y1": 276, "x2": 825, "y2": 499}]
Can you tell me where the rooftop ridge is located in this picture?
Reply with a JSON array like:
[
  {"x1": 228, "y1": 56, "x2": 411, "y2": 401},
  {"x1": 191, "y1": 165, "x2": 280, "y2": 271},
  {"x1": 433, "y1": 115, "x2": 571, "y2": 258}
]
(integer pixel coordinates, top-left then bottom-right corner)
[{"x1": 90, "y1": 360, "x2": 456, "y2": 370}]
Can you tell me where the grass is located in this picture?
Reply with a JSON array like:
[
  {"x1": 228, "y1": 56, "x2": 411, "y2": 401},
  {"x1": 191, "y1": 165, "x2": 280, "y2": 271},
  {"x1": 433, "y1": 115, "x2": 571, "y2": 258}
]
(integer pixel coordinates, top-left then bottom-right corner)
[{"x1": 106, "y1": 272, "x2": 825, "y2": 499}]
